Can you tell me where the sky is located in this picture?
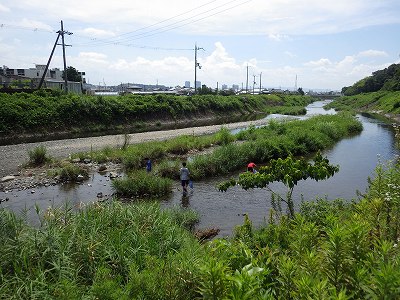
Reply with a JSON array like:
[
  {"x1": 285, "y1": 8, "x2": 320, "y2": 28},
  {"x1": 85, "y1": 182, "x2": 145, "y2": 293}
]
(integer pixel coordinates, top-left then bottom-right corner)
[{"x1": 1, "y1": 0, "x2": 400, "y2": 91}]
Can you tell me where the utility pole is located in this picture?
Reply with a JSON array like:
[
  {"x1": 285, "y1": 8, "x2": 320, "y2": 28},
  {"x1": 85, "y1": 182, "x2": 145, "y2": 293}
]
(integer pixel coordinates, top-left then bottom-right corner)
[
  {"x1": 246, "y1": 64, "x2": 249, "y2": 93},
  {"x1": 38, "y1": 20, "x2": 72, "y2": 91},
  {"x1": 59, "y1": 20, "x2": 72, "y2": 93},
  {"x1": 259, "y1": 72, "x2": 262, "y2": 93},
  {"x1": 38, "y1": 32, "x2": 61, "y2": 89},
  {"x1": 252, "y1": 74, "x2": 256, "y2": 95},
  {"x1": 194, "y1": 43, "x2": 204, "y2": 94}
]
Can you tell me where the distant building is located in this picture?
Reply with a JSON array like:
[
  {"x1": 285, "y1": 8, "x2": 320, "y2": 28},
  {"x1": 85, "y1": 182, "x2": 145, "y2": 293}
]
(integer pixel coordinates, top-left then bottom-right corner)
[
  {"x1": 184, "y1": 81, "x2": 190, "y2": 88},
  {"x1": 232, "y1": 84, "x2": 239, "y2": 91},
  {"x1": 1, "y1": 64, "x2": 64, "y2": 81},
  {"x1": 194, "y1": 81, "x2": 201, "y2": 89},
  {"x1": 0, "y1": 65, "x2": 85, "y2": 94},
  {"x1": 221, "y1": 84, "x2": 228, "y2": 90}
]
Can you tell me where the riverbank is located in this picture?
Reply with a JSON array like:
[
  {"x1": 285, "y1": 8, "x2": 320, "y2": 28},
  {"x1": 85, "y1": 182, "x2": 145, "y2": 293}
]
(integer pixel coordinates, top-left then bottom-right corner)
[
  {"x1": 325, "y1": 90, "x2": 400, "y2": 124},
  {"x1": 0, "y1": 91, "x2": 313, "y2": 144}
]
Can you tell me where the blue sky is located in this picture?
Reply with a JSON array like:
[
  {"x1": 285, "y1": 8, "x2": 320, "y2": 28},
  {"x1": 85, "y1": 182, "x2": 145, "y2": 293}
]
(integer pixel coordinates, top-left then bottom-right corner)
[{"x1": 1, "y1": 0, "x2": 400, "y2": 91}]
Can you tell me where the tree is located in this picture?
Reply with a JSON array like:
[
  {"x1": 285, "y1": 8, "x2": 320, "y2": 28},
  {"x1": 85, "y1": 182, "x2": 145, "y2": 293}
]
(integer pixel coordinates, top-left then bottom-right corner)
[
  {"x1": 62, "y1": 66, "x2": 82, "y2": 82},
  {"x1": 218, "y1": 152, "x2": 339, "y2": 218},
  {"x1": 198, "y1": 84, "x2": 214, "y2": 95},
  {"x1": 297, "y1": 87, "x2": 305, "y2": 95}
]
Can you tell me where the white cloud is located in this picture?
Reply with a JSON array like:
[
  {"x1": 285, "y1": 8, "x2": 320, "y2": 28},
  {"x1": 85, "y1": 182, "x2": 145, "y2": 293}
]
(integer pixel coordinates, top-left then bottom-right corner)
[
  {"x1": 78, "y1": 52, "x2": 108, "y2": 64},
  {"x1": 0, "y1": 3, "x2": 10, "y2": 12},
  {"x1": 78, "y1": 28, "x2": 116, "y2": 38},
  {"x1": 268, "y1": 34, "x2": 291, "y2": 42},
  {"x1": 6, "y1": 0, "x2": 400, "y2": 36},
  {"x1": 357, "y1": 50, "x2": 388, "y2": 58},
  {"x1": 304, "y1": 58, "x2": 333, "y2": 68}
]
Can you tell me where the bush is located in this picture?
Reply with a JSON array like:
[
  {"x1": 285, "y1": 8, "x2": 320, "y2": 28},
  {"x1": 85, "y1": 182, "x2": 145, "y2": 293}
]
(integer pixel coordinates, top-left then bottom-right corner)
[
  {"x1": 215, "y1": 127, "x2": 235, "y2": 145},
  {"x1": 28, "y1": 145, "x2": 51, "y2": 166},
  {"x1": 57, "y1": 162, "x2": 89, "y2": 182}
]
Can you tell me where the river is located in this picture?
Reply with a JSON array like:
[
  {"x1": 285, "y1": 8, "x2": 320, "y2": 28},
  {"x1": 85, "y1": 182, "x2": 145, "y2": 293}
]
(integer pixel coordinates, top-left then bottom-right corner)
[{"x1": 1, "y1": 101, "x2": 398, "y2": 236}]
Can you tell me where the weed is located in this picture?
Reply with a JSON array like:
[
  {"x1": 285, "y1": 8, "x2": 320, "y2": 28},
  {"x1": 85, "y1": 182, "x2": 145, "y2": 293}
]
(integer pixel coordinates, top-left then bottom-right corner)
[{"x1": 28, "y1": 145, "x2": 51, "y2": 166}]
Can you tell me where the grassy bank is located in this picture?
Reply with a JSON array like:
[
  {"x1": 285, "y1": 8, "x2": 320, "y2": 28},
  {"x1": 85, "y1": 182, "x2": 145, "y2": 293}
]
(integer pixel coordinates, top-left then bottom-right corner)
[
  {"x1": 1, "y1": 160, "x2": 400, "y2": 299},
  {"x1": 325, "y1": 90, "x2": 400, "y2": 116},
  {"x1": 0, "y1": 90, "x2": 313, "y2": 138}
]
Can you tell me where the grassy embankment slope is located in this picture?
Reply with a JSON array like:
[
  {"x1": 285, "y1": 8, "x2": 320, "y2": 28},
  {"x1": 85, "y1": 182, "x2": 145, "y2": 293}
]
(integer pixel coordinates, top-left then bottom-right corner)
[
  {"x1": 0, "y1": 90, "x2": 313, "y2": 140},
  {"x1": 326, "y1": 90, "x2": 400, "y2": 121},
  {"x1": 327, "y1": 63, "x2": 400, "y2": 122}
]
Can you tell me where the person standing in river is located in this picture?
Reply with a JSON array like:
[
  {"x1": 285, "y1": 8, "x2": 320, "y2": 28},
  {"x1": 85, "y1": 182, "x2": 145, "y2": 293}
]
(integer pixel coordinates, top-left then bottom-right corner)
[
  {"x1": 179, "y1": 162, "x2": 190, "y2": 194},
  {"x1": 145, "y1": 158, "x2": 152, "y2": 173}
]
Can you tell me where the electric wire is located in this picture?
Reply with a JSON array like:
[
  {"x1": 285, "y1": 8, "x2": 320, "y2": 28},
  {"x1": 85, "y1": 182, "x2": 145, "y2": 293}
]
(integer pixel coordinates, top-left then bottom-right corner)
[
  {"x1": 1, "y1": 0, "x2": 251, "y2": 52},
  {"x1": 73, "y1": 0, "x2": 251, "y2": 47}
]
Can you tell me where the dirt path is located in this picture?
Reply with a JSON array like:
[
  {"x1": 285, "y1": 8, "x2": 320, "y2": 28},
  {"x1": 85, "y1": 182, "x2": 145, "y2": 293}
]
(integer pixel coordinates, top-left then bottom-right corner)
[{"x1": 0, "y1": 118, "x2": 275, "y2": 178}]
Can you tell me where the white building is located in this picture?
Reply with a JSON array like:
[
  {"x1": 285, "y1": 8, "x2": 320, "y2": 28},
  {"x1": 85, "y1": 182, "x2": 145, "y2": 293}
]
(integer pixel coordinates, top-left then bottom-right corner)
[
  {"x1": 1, "y1": 64, "x2": 64, "y2": 81},
  {"x1": 1, "y1": 65, "x2": 85, "y2": 93}
]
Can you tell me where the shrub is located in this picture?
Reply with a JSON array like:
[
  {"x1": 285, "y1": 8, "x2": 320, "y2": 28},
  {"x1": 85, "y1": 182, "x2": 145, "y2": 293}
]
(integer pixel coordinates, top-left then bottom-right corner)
[
  {"x1": 215, "y1": 127, "x2": 235, "y2": 145},
  {"x1": 53, "y1": 162, "x2": 89, "y2": 182},
  {"x1": 28, "y1": 145, "x2": 51, "y2": 166}
]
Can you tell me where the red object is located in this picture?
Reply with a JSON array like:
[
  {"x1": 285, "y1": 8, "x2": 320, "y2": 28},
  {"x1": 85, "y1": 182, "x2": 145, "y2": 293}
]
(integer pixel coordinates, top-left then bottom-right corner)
[{"x1": 247, "y1": 162, "x2": 256, "y2": 168}]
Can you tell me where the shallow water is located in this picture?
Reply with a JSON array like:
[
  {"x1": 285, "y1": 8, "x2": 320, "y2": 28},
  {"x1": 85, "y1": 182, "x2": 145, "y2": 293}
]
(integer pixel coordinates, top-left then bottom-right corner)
[{"x1": 1, "y1": 101, "x2": 398, "y2": 236}]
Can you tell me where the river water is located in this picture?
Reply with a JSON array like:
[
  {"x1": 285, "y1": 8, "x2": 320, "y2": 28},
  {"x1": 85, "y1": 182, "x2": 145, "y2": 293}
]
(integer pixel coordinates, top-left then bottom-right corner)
[{"x1": 1, "y1": 101, "x2": 398, "y2": 236}]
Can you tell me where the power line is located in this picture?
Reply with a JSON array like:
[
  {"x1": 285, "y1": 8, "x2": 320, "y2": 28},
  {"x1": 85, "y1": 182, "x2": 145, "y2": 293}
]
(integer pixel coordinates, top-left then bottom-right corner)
[
  {"x1": 74, "y1": 0, "x2": 233, "y2": 46},
  {"x1": 74, "y1": 0, "x2": 252, "y2": 47},
  {"x1": 1, "y1": 0, "x2": 252, "y2": 52},
  {"x1": 0, "y1": 24, "x2": 193, "y2": 51},
  {"x1": 0, "y1": 23, "x2": 55, "y2": 34}
]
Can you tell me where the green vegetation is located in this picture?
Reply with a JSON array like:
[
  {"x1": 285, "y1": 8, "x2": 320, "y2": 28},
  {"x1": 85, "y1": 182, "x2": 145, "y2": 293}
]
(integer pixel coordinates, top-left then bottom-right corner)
[
  {"x1": 0, "y1": 202, "x2": 201, "y2": 299},
  {"x1": 0, "y1": 90, "x2": 313, "y2": 136},
  {"x1": 218, "y1": 153, "x2": 339, "y2": 218},
  {"x1": 186, "y1": 113, "x2": 361, "y2": 180},
  {"x1": 27, "y1": 145, "x2": 51, "y2": 166},
  {"x1": 48, "y1": 162, "x2": 89, "y2": 182},
  {"x1": 112, "y1": 170, "x2": 173, "y2": 198},
  {"x1": 62, "y1": 66, "x2": 82, "y2": 82},
  {"x1": 57, "y1": 113, "x2": 360, "y2": 202},
  {"x1": 1, "y1": 160, "x2": 400, "y2": 299},
  {"x1": 326, "y1": 90, "x2": 400, "y2": 115},
  {"x1": 342, "y1": 63, "x2": 400, "y2": 95}
]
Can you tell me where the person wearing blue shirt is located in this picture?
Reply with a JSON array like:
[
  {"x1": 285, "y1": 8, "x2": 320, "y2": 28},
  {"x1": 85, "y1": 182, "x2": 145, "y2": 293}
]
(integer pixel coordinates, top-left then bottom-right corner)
[{"x1": 145, "y1": 158, "x2": 152, "y2": 173}]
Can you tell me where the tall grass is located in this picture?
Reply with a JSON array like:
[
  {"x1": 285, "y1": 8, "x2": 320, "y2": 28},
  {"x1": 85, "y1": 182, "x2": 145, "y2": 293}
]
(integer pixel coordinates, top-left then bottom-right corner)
[
  {"x1": 187, "y1": 113, "x2": 362, "y2": 179},
  {"x1": 112, "y1": 170, "x2": 173, "y2": 198},
  {"x1": 0, "y1": 202, "x2": 202, "y2": 299},
  {"x1": 28, "y1": 145, "x2": 51, "y2": 166}
]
